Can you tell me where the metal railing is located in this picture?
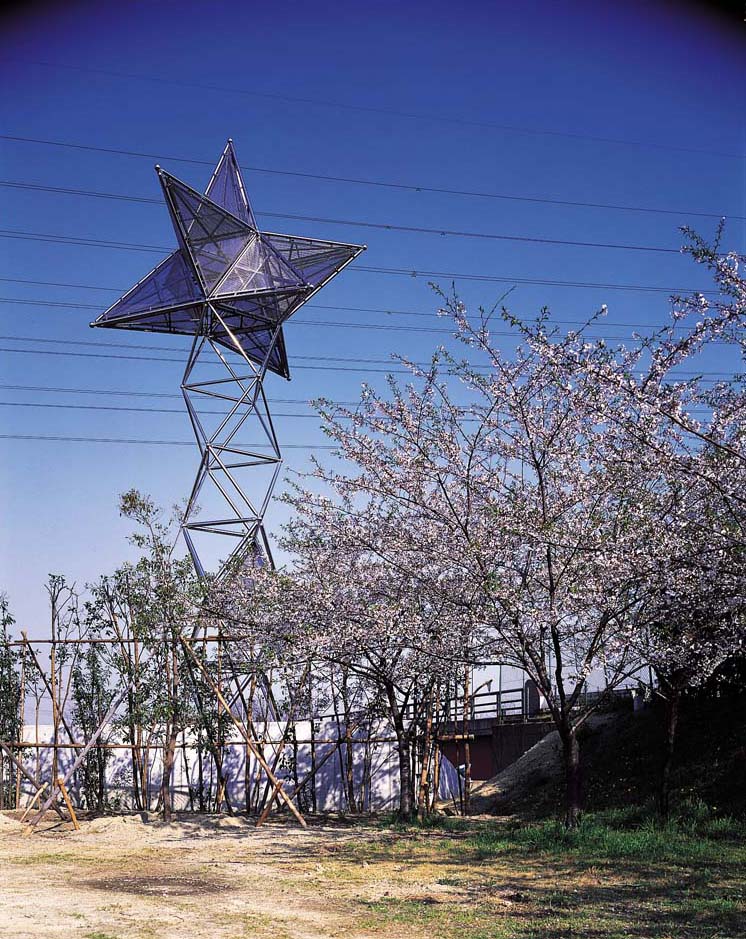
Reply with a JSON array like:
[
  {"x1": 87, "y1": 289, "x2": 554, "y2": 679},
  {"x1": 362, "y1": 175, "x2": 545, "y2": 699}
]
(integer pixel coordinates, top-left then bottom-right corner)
[{"x1": 400, "y1": 684, "x2": 537, "y2": 726}]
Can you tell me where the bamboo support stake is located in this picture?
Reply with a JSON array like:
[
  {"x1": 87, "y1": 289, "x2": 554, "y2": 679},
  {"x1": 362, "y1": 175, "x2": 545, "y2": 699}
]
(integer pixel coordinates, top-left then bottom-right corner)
[
  {"x1": 255, "y1": 778, "x2": 285, "y2": 827},
  {"x1": 180, "y1": 637, "x2": 307, "y2": 828},
  {"x1": 255, "y1": 665, "x2": 310, "y2": 817},
  {"x1": 57, "y1": 777, "x2": 80, "y2": 831},
  {"x1": 19, "y1": 782, "x2": 47, "y2": 823},
  {"x1": 30, "y1": 679, "x2": 135, "y2": 828},
  {"x1": 0, "y1": 741, "x2": 65, "y2": 821},
  {"x1": 283, "y1": 721, "x2": 361, "y2": 808},
  {"x1": 14, "y1": 642, "x2": 26, "y2": 809}
]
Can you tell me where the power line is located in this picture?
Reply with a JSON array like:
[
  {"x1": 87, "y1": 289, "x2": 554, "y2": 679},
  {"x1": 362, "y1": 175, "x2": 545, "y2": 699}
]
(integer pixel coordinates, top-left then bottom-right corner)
[
  {"x1": 0, "y1": 298, "x2": 731, "y2": 344},
  {"x1": 0, "y1": 333, "x2": 490, "y2": 368},
  {"x1": 0, "y1": 221, "x2": 682, "y2": 258},
  {"x1": 22, "y1": 66, "x2": 746, "y2": 160},
  {"x1": 0, "y1": 400, "x2": 716, "y2": 419},
  {"x1": 0, "y1": 433, "x2": 335, "y2": 448},
  {"x1": 0, "y1": 331, "x2": 735, "y2": 364},
  {"x1": 0, "y1": 180, "x2": 685, "y2": 254},
  {"x1": 0, "y1": 297, "x2": 495, "y2": 336},
  {"x1": 1, "y1": 133, "x2": 742, "y2": 220},
  {"x1": 0, "y1": 345, "x2": 421, "y2": 374},
  {"x1": 0, "y1": 400, "x2": 323, "y2": 418},
  {"x1": 0, "y1": 346, "x2": 736, "y2": 381},
  {"x1": 0, "y1": 331, "x2": 434, "y2": 361},
  {"x1": 0, "y1": 278, "x2": 722, "y2": 332},
  {"x1": 0, "y1": 277, "x2": 122, "y2": 293},
  {"x1": 0, "y1": 382, "x2": 359, "y2": 405},
  {"x1": 0, "y1": 232, "x2": 715, "y2": 295}
]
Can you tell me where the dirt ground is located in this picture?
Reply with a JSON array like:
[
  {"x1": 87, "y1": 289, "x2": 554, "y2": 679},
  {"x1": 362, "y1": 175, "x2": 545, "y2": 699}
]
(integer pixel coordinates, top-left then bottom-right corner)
[
  {"x1": 1, "y1": 811, "x2": 500, "y2": 939},
  {"x1": 1, "y1": 810, "x2": 744, "y2": 939}
]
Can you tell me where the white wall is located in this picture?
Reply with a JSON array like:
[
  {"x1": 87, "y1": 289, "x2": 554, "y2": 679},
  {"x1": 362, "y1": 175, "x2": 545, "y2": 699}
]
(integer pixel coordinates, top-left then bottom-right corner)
[{"x1": 17, "y1": 720, "x2": 460, "y2": 813}]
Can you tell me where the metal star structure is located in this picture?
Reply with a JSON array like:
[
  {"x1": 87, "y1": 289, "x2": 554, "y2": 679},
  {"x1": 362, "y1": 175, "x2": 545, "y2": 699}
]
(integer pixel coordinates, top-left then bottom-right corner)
[{"x1": 91, "y1": 140, "x2": 365, "y2": 576}]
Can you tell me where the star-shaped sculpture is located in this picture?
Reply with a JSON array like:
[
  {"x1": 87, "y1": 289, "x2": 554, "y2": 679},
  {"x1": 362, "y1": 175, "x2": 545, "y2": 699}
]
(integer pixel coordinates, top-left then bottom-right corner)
[{"x1": 91, "y1": 140, "x2": 366, "y2": 378}]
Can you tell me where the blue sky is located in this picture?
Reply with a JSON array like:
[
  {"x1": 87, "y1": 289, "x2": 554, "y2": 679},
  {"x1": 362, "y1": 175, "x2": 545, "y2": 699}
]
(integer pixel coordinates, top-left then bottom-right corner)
[{"x1": 0, "y1": 0, "x2": 744, "y2": 634}]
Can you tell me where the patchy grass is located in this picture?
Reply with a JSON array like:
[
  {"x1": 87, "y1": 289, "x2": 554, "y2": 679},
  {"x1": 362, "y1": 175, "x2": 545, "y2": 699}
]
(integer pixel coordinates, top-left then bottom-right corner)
[
  {"x1": 357, "y1": 898, "x2": 513, "y2": 939},
  {"x1": 352, "y1": 810, "x2": 746, "y2": 937},
  {"x1": 2, "y1": 814, "x2": 744, "y2": 938},
  {"x1": 465, "y1": 816, "x2": 746, "y2": 865}
]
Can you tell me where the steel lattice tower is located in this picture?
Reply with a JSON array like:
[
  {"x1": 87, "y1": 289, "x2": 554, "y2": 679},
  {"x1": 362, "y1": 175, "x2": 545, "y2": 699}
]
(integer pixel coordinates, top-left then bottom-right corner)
[{"x1": 92, "y1": 140, "x2": 365, "y2": 576}]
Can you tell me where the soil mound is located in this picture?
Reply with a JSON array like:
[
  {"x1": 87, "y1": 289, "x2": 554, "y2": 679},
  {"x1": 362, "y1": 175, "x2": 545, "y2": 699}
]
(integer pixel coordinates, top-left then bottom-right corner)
[
  {"x1": 467, "y1": 714, "x2": 616, "y2": 814},
  {"x1": 0, "y1": 812, "x2": 25, "y2": 833}
]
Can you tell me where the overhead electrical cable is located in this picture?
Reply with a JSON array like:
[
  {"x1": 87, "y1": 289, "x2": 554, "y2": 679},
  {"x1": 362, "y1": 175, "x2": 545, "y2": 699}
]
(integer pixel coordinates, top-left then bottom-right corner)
[
  {"x1": 0, "y1": 382, "x2": 359, "y2": 405},
  {"x1": 0, "y1": 346, "x2": 735, "y2": 381},
  {"x1": 0, "y1": 345, "x2": 433, "y2": 374},
  {"x1": 1, "y1": 134, "x2": 742, "y2": 219},
  {"x1": 0, "y1": 400, "x2": 328, "y2": 417},
  {"x1": 0, "y1": 180, "x2": 687, "y2": 253},
  {"x1": 0, "y1": 278, "x2": 724, "y2": 333},
  {"x1": 18, "y1": 68, "x2": 746, "y2": 159},
  {"x1": 0, "y1": 299, "x2": 731, "y2": 342},
  {"x1": 0, "y1": 332, "x2": 735, "y2": 360},
  {"x1": 0, "y1": 232, "x2": 718, "y2": 296},
  {"x1": 0, "y1": 400, "x2": 717, "y2": 419},
  {"x1": 0, "y1": 433, "x2": 335, "y2": 448}
]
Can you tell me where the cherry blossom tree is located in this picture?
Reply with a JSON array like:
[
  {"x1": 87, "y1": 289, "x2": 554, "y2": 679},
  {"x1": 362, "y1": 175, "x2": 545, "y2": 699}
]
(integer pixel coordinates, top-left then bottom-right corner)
[
  {"x1": 213, "y1": 523, "x2": 469, "y2": 821},
  {"x1": 269, "y1": 231, "x2": 746, "y2": 826},
  {"x1": 627, "y1": 452, "x2": 746, "y2": 816},
  {"x1": 519, "y1": 228, "x2": 746, "y2": 816},
  {"x1": 297, "y1": 339, "x2": 657, "y2": 825},
  {"x1": 196, "y1": 229, "x2": 746, "y2": 828}
]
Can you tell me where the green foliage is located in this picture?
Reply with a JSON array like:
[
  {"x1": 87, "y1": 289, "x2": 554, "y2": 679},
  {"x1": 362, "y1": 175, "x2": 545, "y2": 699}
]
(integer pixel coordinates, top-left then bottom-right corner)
[
  {"x1": 71, "y1": 642, "x2": 115, "y2": 813},
  {"x1": 0, "y1": 594, "x2": 21, "y2": 807}
]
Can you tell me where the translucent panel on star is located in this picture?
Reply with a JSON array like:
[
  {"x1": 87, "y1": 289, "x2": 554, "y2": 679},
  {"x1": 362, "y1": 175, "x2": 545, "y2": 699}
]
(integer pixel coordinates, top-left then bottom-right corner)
[
  {"x1": 214, "y1": 235, "x2": 304, "y2": 296},
  {"x1": 264, "y1": 233, "x2": 363, "y2": 287},
  {"x1": 94, "y1": 303, "x2": 206, "y2": 337},
  {"x1": 96, "y1": 252, "x2": 203, "y2": 323},
  {"x1": 161, "y1": 172, "x2": 255, "y2": 291},
  {"x1": 205, "y1": 141, "x2": 257, "y2": 229},
  {"x1": 215, "y1": 289, "x2": 308, "y2": 326},
  {"x1": 209, "y1": 306, "x2": 290, "y2": 378}
]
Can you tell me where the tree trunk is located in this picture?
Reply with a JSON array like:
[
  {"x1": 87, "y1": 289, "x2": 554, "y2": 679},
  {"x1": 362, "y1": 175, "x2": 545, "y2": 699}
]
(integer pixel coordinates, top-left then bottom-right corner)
[
  {"x1": 15, "y1": 648, "x2": 26, "y2": 809},
  {"x1": 182, "y1": 737, "x2": 195, "y2": 812},
  {"x1": 309, "y1": 717, "x2": 318, "y2": 814},
  {"x1": 341, "y1": 673, "x2": 356, "y2": 811},
  {"x1": 462, "y1": 669, "x2": 472, "y2": 815},
  {"x1": 417, "y1": 695, "x2": 434, "y2": 822},
  {"x1": 161, "y1": 724, "x2": 178, "y2": 821},
  {"x1": 659, "y1": 689, "x2": 680, "y2": 820},
  {"x1": 397, "y1": 729, "x2": 414, "y2": 821},
  {"x1": 306, "y1": 670, "x2": 317, "y2": 814},
  {"x1": 559, "y1": 722, "x2": 582, "y2": 828},
  {"x1": 344, "y1": 722, "x2": 356, "y2": 813},
  {"x1": 389, "y1": 697, "x2": 413, "y2": 821},
  {"x1": 161, "y1": 635, "x2": 179, "y2": 822}
]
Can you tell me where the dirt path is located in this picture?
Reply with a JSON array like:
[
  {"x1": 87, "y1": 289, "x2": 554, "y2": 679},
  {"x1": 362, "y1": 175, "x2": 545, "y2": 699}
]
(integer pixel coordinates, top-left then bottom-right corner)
[
  {"x1": 0, "y1": 813, "x2": 499, "y2": 939},
  {"x1": 3, "y1": 810, "x2": 742, "y2": 938}
]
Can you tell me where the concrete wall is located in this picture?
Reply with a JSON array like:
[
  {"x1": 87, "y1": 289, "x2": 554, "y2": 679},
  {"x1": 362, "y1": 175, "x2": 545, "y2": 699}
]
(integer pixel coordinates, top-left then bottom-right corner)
[{"x1": 17, "y1": 721, "x2": 460, "y2": 813}]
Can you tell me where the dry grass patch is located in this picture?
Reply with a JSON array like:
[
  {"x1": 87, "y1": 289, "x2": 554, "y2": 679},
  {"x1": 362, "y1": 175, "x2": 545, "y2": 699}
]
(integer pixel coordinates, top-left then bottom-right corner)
[{"x1": 0, "y1": 812, "x2": 743, "y2": 939}]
